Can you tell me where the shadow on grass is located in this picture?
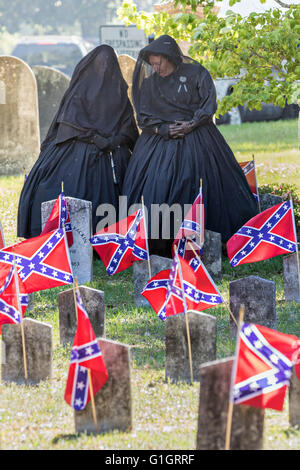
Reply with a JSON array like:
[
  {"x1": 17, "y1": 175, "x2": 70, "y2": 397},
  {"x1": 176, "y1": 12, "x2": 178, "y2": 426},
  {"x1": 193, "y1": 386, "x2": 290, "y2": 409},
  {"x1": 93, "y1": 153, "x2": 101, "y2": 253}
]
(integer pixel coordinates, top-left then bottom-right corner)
[{"x1": 52, "y1": 433, "x2": 82, "y2": 444}]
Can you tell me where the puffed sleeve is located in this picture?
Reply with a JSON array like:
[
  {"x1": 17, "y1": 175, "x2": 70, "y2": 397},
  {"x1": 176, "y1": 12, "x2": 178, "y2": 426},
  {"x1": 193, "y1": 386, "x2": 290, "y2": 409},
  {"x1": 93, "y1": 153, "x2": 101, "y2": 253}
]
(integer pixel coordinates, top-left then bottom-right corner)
[{"x1": 192, "y1": 68, "x2": 217, "y2": 125}]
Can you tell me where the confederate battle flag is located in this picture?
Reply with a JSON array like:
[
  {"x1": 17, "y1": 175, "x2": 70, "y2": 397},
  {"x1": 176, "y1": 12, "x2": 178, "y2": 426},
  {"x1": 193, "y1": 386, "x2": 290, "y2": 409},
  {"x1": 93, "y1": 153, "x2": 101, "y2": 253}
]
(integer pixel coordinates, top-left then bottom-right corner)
[
  {"x1": 90, "y1": 209, "x2": 149, "y2": 275},
  {"x1": 0, "y1": 263, "x2": 28, "y2": 333},
  {"x1": 0, "y1": 228, "x2": 73, "y2": 293},
  {"x1": 172, "y1": 188, "x2": 205, "y2": 261},
  {"x1": 41, "y1": 191, "x2": 73, "y2": 247},
  {"x1": 230, "y1": 322, "x2": 300, "y2": 411},
  {"x1": 142, "y1": 254, "x2": 223, "y2": 321},
  {"x1": 240, "y1": 159, "x2": 259, "y2": 202},
  {"x1": 141, "y1": 269, "x2": 170, "y2": 321},
  {"x1": 64, "y1": 288, "x2": 108, "y2": 410},
  {"x1": 165, "y1": 254, "x2": 223, "y2": 318},
  {"x1": 227, "y1": 200, "x2": 297, "y2": 267}
]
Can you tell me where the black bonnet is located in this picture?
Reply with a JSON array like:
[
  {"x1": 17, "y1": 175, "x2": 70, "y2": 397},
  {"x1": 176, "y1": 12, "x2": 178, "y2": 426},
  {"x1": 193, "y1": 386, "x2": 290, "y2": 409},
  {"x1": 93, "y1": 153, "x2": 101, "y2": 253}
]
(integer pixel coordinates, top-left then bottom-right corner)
[{"x1": 138, "y1": 35, "x2": 183, "y2": 66}]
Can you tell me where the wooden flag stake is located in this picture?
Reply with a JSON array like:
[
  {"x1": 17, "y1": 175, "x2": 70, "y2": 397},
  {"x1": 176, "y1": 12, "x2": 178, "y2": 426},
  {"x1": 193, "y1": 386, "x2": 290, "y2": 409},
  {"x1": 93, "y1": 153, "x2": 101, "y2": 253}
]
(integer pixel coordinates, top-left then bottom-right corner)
[
  {"x1": 61, "y1": 181, "x2": 64, "y2": 193},
  {"x1": 199, "y1": 178, "x2": 204, "y2": 248},
  {"x1": 290, "y1": 196, "x2": 300, "y2": 296},
  {"x1": 141, "y1": 195, "x2": 151, "y2": 280},
  {"x1": 73, "y1": 278, "x2": 98, "y2": 433},
  {"x1": 12, "y1": 249, "x2": 28, "y2": 384},
  {"x1": 88, "y1": 368, "x2": 98, "y2": 433},
  {"x1": 175, "y1": 248, "x2": 193, "y2": 385},
  {"x1": 225, "y1": 304, "x2": 245, "y2": 450},
  {"x1": 252, "y1": 154, "x2": 261, "y2": 213},
  {"x1": 187, "y1": 241, "x2": 238, "y2": 328}
]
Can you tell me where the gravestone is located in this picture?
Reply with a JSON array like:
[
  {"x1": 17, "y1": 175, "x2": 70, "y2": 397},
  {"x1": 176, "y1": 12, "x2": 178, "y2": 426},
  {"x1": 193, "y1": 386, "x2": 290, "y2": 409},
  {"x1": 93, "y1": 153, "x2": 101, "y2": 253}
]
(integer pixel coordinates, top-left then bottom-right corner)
[
  {"x1": 133, "y1": 254, "x2": 173, "y2": 307},
  {"x1": 58, "y1": 285, "x2": 105, "y2": 344},
  {"x1": 41, "y1": 196, "x2": 93, "y2": 284},
  {"x1": 196, "y1": 357, "x2": 265, "y2": 450},
  {"x1": 165, "y1": 311, "x2": 216, "y2": 383},
  {"x1": 283, "y1": 252, "x2": 300, "y2": 302},
  {"x1": 75, "y1": 338, "x2": 132, "y2": 434},
  {"x1": 289, "y1": 369, "x2": 300, "y2": 427},
  {"x1": 118, "y1": 54, "x2": 136, "y2": 106},
  {"x1": 32, "y1": 66, "x2": 70, "y2": 142},
  {"x1": 1, "y1": 318, "x2": 52, "y2": 385},
  {"x1": 259, "y1": 193, "x2": 282, "y2": 213},
  {"x1": 229, "y1": 275, "x2": 276, "y2": 336},
  {"x1": 0, "y1": 79, "x2": 5, "y2": 104},
  {"x1": 201, "y1": 229, "x2": 222, "y2": 280},
  {"x1": 0, "y1": 56, "x2": 40, "y2": 175}
]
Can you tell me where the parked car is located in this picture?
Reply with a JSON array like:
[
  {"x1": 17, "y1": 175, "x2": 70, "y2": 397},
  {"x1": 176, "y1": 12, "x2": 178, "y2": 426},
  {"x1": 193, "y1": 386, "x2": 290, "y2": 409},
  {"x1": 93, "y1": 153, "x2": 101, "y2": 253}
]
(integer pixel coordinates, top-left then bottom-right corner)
[
  {"x1": 215, "y1": 77, "x2": 299, "y2": 125},
  {"x1": 11, "y1": 35, "x2": 94, "y2": 77}
]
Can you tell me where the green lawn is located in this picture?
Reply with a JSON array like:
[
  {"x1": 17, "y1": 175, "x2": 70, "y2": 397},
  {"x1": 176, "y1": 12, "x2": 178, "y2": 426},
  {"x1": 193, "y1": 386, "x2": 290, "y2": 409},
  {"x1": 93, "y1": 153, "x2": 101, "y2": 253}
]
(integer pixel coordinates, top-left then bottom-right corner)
[
  {"x1": 0, "y1": 119, "x2": 300, "y2": 450},
  {"x1": 219, "y1": 118, "x2": 300, "y2": 190}
]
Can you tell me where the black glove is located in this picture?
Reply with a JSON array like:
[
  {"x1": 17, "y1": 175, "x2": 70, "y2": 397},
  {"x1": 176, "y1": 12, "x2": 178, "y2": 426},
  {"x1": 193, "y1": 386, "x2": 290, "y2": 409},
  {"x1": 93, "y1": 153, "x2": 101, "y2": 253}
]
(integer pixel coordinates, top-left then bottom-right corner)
[{"x1": 169, "y1": 120, "x2": 198, "y2": 139}]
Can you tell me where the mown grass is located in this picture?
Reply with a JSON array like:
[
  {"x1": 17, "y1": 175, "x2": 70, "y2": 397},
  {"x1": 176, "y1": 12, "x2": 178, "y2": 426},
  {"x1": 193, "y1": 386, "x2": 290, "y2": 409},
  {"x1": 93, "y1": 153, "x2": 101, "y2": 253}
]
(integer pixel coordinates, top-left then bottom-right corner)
[{"x1": 0, "y1": 119, "x2": 299, "y2": 450}]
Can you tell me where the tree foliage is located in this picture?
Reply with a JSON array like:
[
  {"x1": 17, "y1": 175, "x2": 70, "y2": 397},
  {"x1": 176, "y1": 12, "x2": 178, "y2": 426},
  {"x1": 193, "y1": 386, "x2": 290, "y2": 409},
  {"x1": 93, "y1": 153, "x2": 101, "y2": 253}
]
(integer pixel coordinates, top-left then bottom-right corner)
[
  {"x1": 118, "y1": 0, "x2": 300, "y2": 116},
  {"x1": 0, "y1": 0, "x2": 154, "y2": 38}
]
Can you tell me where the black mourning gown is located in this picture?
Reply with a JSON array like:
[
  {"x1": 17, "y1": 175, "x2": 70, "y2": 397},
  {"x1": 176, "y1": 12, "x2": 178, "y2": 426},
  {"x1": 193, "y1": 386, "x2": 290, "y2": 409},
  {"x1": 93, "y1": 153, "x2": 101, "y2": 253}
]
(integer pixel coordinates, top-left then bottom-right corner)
[
  {"x1": 17, "y1": 45, "x2": 138, "y2": 238},
  {"x1": 122, "y1": 61, "x2": 258, "y2": 256}
]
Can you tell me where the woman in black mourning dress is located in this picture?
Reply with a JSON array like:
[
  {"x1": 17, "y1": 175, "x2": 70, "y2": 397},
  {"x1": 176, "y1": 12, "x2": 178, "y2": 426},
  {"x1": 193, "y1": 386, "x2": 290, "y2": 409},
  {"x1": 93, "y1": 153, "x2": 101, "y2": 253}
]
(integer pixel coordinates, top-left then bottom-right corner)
[
  {"x1": 17, "y1": 44, "x2": 139, "y2": 238},
  {"x1": 122, "y1": 35, "x2": 258, "y2": 257}
]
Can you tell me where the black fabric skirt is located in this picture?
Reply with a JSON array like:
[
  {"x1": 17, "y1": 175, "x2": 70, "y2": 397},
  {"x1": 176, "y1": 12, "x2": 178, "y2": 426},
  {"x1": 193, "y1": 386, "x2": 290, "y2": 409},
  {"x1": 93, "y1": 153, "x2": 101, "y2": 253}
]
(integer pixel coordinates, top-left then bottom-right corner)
[
  {"x1": 122, "y1": 122, "x2": 258, "y2": 256},
  {"x1": 17, "y1": 139, "x2": 131, "y2": 238}
]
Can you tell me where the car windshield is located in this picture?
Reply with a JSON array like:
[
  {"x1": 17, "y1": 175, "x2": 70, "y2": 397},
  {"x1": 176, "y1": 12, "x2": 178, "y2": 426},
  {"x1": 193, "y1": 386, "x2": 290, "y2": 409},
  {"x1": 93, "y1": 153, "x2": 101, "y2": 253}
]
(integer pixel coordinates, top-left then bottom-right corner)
[{"x1": 12, "y1": 43, "x2": 83, "y2": 76}]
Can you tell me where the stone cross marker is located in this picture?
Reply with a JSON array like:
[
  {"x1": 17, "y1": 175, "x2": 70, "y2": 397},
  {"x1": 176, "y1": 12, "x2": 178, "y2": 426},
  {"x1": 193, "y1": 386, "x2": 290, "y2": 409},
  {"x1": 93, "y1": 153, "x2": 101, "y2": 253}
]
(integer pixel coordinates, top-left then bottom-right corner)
[
  {"x1": 133, "y1": 254, "x2": 173, "y2": 307},
  {"x1": 32, "y1": 65, "x2": 70, "y2": 142},
  {"x1": 0, "y1": 56, "x2": 40, "y2": 175},
  {"x1": 58, "y1": 285, "x2": 105, "y2": 344},
  {"x1": 75, "y1": 339, "x2": 132, "y2": 434},
  {"x1": 165, "y1": 311, "x2": 216, "y2": 383},
  {"x1": 1, "y1": 318, "x2": 52, "y2": 385},
  {"x1": 283, "y1": 253, "x2": 300, "y2": 302},
  {"x1": 196, "y1": 357, "x2": 265, "y2": 450},
  {"x1": 41, "y1": 196, "x2": 93, "y2": 284},
  {"x1": 229, "y1": 275, "x2": 276, "y2": 336}
]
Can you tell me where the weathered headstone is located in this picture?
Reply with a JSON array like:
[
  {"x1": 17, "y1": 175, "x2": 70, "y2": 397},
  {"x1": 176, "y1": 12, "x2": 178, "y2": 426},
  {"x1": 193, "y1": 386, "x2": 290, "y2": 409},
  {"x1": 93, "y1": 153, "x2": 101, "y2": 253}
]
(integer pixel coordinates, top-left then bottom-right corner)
[
  {"x1": 0, "y1": 79, "x2": 5, "y2": 104},
  {"x1": 201, "y1": 229, "x2": 222, "y2": 280},
  {"x1": 289, "y1": 369, "x2": 300, "y2": 426},
  {"x1": 133, "y1": 254, "x2": 173, "y2": 307},
  {"x1": 283, "y1": 252, "x2": 300, "y2": 302},
  {"x1": 0, "y1": 56, "x2": 40, "y2": 175},
  {"x1": 32, "y1": 65, "x2": 70, "y2": 142},
  {"x1": 118, "y1": 54, "x2": 136, "y2": 107},
  {"x1": 1, "y1": 318, "x2": 52, "y2": 385},
  {"x1": 24, "y1": 292, "x2": 34, "y2": 312},
  {"x1": 58, "y1": 285, "x2": 105, "y2": 344},
  {"x1": 196, "y1": 357, "x2": 265, "y2": 450},
  {"x1": 75, "y1": 339, "x2": 132, "y2": 434},
  {"x1": 165, "y1": 311, "x2": 216, "y2": 383},
  {"x1": 259, "y1": 193, "x2": 282, "y2": 213},
  {"x1": 229, "y1": 275, "x2": 276, "y2": 336},
  {"x1": 41, "y1": 196, "x2": 93, "y2": 284}
]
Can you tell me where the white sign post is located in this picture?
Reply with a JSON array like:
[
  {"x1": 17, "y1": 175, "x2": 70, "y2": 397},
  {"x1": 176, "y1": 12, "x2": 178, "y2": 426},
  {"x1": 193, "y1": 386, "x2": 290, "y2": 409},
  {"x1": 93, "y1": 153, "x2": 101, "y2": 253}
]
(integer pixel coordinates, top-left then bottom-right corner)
[{"x1": 99, "y1": 25, "x2": 148, "y2": 59}]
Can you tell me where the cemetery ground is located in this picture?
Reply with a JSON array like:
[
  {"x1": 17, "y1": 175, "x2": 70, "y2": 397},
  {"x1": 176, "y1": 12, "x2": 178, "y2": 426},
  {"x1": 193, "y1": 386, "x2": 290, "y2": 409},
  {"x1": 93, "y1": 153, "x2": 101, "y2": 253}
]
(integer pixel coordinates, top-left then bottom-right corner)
[{"x1": 0, "y1": 119, "x2": 299, "y2": 450}]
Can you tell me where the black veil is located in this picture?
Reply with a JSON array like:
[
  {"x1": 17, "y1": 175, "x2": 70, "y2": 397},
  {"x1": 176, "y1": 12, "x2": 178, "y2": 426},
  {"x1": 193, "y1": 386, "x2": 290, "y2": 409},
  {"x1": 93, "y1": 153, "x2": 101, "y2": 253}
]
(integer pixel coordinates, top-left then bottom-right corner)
[
  {"x1": 132, "y1": 35, "x2": 205, "y2": 128},
  {"x1": 41, "y1": 44, "x2": 137, "y2": 149}
]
